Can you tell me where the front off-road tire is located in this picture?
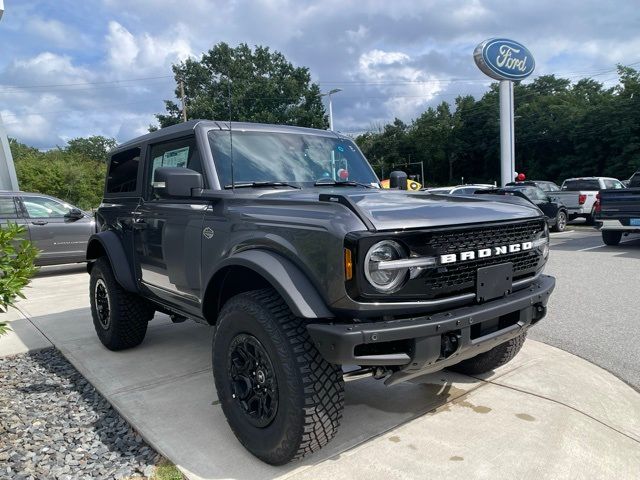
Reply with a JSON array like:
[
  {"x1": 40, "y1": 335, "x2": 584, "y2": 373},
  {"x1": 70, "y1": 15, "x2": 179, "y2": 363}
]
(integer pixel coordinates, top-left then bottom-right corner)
[
  {"x1": 448, "y1": 332, "x2": 527, "y2": 375},
  {"x1": 89, "y1": 257, "x2": 154, "y2": 350},
  {"x1": 213, "y1": 288, "x2": 344, "y2": 465},
  {"x1": 602, "y1": 230, "x2": 622, "y2": 246}
]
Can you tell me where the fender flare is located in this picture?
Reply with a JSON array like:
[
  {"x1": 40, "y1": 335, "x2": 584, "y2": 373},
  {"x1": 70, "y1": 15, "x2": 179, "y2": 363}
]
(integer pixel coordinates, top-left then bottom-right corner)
[
  {"x1": 209, "y1": 250, "x2": 334, "y2": 319},
  {"x1": 86, "y1": 231, "x2": 138, "y2": 292}
]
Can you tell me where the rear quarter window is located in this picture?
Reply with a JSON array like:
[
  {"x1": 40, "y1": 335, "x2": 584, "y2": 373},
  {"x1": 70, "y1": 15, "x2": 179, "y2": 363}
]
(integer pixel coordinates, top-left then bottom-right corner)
[{"x1": 106, "y1": 147, "x2": 141, "y2": 194}]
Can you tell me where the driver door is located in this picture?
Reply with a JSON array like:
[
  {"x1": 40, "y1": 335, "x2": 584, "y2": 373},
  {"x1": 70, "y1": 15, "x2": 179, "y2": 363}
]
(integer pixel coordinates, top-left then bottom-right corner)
[{"x1": 133, "y1": 135, "x2": 207, "y2": 314}]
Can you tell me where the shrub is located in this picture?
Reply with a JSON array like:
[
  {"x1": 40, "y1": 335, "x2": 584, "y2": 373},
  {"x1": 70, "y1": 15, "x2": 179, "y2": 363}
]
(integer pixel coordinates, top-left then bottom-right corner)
[{"x1": 0, "y1": 223, "x2": 38, "y2": 335}]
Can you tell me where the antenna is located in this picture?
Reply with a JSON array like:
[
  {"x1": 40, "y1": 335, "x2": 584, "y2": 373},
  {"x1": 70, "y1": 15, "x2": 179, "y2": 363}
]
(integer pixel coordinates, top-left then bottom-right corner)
[{"x1": 227, "y1": 74, "x2": 234, "y2": 191}]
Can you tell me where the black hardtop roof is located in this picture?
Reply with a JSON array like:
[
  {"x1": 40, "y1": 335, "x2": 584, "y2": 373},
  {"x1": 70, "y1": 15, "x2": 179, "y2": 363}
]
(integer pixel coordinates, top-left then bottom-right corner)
[{"x1": 113, "y1": 120, "x2": 345, "y2": 153}]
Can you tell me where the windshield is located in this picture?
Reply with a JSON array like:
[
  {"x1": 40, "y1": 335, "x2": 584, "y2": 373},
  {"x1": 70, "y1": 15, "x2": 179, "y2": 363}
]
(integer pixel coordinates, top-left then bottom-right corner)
[{"x1": 208, "y1": 130, "x2": 379, "y2": 188}]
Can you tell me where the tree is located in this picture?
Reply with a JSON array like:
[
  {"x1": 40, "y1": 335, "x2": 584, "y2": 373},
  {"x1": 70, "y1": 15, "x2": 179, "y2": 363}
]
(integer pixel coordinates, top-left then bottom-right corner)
[
  {"x1": 356, "y1": 65, "x2": 640, "y2": 186},
  {"x1": 0, "y1": 223, "x2": 38, "y2": 335},
  {"x1": 154, "y1": 42, "x2": 328, "y2": 129},
  {"x1": 10, "y1": 138, "x2": 107, "y2": 210},
  {"x1": 66, "y1": 136, "x2": 117, "y2": 163}
]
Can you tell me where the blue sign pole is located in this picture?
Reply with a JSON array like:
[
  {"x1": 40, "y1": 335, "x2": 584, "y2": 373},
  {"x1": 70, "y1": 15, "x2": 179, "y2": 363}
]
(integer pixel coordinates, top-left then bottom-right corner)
[
  {"x1": 474, "y1": 38, "x2": 535, "y2": 186},
  {"x1": 499, "y1": 80, "x2": 515, "y2": 187}
]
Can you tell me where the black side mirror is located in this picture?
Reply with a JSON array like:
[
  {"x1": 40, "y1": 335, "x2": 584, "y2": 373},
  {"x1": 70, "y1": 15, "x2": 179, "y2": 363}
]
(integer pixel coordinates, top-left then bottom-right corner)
[
  {"x1": 65, "y1": 208, "x2": 84, "y2": 220},
  {"x1": 389, "y1": 171, "x2": 408, "y2": 190},
  {"x1": 154, "y1": 167, "x2": 203, "y2": 197}
]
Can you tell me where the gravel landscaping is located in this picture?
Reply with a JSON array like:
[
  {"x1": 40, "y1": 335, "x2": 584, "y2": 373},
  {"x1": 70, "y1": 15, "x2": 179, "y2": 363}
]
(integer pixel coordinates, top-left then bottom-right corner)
[{"x1": 0, "y1": 348, "x2": 169, "y2": 480}]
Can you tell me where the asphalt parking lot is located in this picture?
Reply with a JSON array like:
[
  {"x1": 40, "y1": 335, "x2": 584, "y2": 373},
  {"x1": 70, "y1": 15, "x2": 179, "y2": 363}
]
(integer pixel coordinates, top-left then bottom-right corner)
[{"x1": 532, "y1": 224, "x2": 640, "y2": 390}]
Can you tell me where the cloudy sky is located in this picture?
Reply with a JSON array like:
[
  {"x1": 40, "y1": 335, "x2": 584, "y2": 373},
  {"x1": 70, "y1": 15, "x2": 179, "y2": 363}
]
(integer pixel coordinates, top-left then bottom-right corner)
[{"x1": 1, "y1": 0, "x2": 639, "y2": 148}]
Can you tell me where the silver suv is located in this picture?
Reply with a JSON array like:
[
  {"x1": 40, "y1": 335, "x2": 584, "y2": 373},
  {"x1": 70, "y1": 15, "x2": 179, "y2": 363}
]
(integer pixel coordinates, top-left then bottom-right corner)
[{"x1": 0, "y1": 191, "x2": 95, "y2": 265}]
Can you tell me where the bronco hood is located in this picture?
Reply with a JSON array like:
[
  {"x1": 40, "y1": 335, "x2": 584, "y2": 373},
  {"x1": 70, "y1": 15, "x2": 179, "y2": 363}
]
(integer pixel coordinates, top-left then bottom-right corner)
[{"x1": 264, "y1": 189, "x2": 542, "y2": 231}]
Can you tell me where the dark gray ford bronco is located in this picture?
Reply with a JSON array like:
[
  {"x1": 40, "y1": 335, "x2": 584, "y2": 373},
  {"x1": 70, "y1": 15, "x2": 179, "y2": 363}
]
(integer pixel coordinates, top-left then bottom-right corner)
[{"x1": 87, "y1": 120, "x2": 555, "y2": 464}]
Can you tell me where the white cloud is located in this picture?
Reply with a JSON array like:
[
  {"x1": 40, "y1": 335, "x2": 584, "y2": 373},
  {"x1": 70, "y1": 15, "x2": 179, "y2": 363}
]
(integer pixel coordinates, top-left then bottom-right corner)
[
  {"x1": 25, "y1": 17, "x2": 92, "y2": 50},
  {"x1": 105, "y1": 21, "x2": 193, "y2": 75}
]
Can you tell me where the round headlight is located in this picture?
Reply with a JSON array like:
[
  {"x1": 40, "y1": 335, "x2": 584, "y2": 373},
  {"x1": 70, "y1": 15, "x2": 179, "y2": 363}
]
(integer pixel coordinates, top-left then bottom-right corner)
[{"x1": 364, "y1": 240, "x2": 408, "y2": 293}]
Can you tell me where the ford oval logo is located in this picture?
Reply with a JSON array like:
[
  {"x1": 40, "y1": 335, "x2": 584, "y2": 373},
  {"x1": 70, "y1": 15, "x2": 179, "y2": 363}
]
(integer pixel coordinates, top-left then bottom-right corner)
[{"x1": 474, "y1": 38, "x2": 535, "y2": 81}]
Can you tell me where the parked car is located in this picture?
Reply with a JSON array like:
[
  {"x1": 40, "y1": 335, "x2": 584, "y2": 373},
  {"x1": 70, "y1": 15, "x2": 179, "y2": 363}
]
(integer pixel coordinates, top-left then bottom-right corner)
[
  {"x1": 476, "y1": 185, "x2": 568, "y2": 232},
  {"x1": 553, "y1": 177, "x2": 625, "y2": 224},
  {"x1": 86, "y1": 120, "x2": 554, "y2": 465},
  {"x1": 425, "y1": 184, "x2": 494, "y2": 195},
  {"x1": 595, "y1": 170, "x2": 640, "y2": 245},
  {"x1": 506, "y1": 180, "x2": 561, "y2": 192},
  {"x1": 0, "y1": 191, "x2": 95, "y2": 265}
]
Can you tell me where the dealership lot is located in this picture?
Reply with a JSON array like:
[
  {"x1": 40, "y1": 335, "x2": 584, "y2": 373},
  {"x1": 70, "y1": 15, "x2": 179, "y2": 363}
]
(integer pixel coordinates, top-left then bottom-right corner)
[
  {"x1": 536, "y1": 226, "x2": 640, "y2": 390},
  {"x1": 2, "y1": 224, "x2": 640, "y2": 479}
]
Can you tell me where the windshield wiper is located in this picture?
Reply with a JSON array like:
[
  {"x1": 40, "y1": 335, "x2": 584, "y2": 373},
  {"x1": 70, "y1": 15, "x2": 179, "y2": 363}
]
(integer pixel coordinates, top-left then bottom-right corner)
[
  {"x1": 224, "y1": 181, "x2": 301, "y2": 189},
  {"x1": 314, "y1": 179, "x2": 375, "y2": 189}
]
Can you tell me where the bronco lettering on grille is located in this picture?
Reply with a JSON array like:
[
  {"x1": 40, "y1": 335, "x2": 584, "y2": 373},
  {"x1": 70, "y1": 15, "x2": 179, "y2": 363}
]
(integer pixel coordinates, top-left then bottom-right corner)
[{"x1": 440, "y1": 242, "x2": 533, "y2": 265}]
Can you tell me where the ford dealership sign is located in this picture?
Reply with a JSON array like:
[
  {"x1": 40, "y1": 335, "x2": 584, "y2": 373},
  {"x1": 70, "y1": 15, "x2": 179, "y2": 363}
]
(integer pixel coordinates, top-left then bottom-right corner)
[{"x1": 474, "y1": 38, "x2": 535, "y2": 81}]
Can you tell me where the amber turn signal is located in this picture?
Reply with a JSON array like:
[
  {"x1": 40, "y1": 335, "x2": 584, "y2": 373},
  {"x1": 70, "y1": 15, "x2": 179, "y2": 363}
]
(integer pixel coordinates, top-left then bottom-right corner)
[{"x1": 344, "y1": 248, "x2": 353, "y2": 280}]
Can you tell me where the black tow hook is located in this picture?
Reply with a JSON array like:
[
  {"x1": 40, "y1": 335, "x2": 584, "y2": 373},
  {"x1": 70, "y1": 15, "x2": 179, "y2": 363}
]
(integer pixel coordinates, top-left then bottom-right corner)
[
  {"x1": 440, "y1": 332, "x2": 461, "y2": 359},
  {"x1": 531, "y1": 304, "x2": 547, "y2": 324}
]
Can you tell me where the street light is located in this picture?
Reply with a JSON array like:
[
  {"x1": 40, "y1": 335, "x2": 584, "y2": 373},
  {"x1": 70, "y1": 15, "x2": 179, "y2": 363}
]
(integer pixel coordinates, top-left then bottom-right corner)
[{"x1": 321, "y1": 88, "x2": 342, "y2": 131}]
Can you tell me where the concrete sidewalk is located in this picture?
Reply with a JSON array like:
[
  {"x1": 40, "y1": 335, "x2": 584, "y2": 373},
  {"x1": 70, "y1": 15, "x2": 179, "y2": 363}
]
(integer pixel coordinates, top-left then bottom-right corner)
[{"x1": 2, "y1": 268, "x2": 640, "y2": 479}]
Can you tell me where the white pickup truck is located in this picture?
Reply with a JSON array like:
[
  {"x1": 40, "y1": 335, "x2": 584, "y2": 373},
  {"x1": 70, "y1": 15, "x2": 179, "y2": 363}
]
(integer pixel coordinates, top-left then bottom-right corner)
[{"x1": 552, "y1": 177, "x2": 626, "y2": 224}]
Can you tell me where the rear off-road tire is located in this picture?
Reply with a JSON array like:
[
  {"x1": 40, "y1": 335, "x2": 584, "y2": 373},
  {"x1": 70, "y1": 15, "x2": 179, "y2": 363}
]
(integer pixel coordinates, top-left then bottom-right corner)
[
  {"x1": 89, "y1": 257, "x2": 154, "y2": 350},
  {"x1": 448, "y1": 332, "x2": 527, "y2": 375},
  {"x1": 212, "y1": 288, "x2": 344, "y2": 465}
]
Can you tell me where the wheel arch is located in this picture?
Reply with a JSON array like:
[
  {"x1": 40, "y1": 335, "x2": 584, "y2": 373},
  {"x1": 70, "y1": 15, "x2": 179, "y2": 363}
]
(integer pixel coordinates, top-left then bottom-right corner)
[
  {"x1": 202, "y1": 250, "x2": 334, "y2": 324},
  {"x1": 86, "y1": 231, "x2": 138, "y2": 292}
]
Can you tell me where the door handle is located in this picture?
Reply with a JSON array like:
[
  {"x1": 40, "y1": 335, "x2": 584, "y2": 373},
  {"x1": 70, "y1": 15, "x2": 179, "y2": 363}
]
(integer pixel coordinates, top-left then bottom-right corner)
[{"x1": 31, "y1": 220, "x2": 48, "y2": 226}]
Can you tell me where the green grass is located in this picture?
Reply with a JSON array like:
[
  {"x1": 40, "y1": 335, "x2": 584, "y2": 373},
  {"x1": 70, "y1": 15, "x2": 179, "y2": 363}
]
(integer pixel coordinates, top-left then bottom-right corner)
[{"x1": 153, "y1": 460, "x2": 184, "y2": 480}]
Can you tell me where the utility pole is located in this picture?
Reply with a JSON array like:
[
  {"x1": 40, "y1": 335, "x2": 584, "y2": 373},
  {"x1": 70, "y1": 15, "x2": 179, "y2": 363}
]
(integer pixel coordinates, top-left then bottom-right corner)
[{"x1": 179, "y1": 79, "x2": 187, "y2": 122}]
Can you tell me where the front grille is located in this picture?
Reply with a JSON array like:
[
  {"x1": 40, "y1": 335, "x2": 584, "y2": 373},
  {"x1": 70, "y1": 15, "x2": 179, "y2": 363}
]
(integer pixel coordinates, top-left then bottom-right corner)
[
  {"x1": 421, "y1": 219, "x2": 545, "y2": 298},
  {"x1": 425, "y1": 220, "x2": 545, "y2": 254},
  {"x1": 360, "y1": 219, "x2": 548, "y2": 301}
]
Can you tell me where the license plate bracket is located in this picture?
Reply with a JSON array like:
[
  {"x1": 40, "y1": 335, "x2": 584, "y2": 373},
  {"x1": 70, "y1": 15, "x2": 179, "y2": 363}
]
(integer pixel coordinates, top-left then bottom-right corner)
[{"x1": 477, "y1": 262, "x2": 514, "y2": 303}]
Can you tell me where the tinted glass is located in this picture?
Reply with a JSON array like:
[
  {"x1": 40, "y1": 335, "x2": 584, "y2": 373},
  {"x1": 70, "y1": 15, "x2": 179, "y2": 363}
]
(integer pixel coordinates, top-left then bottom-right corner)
[
  {"x1": 208, "y1": 130, "x2": 378, "y2": 188},
  {"x1": 0, "y1": 197, "x2": 18, "y2": 218},
  {"x1": 106, "y1": 147, "x2": 141, "y2": 194},
  {"x1": 562, "y1": 179, "x2": 600, "y2": 191},
  {"x1": 630, "y1": 173, "x2": 640, "y2": 188},
  {"x1": 147, "y1": 136, "x2": 203, "y2": 199},
  {"x1": 22, "y1": 196, "x2": 74, "y2": 218}
]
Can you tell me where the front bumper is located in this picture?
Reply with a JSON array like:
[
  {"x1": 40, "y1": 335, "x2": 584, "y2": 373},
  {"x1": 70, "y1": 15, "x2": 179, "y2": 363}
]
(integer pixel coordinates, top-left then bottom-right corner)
[{"x1": 307, "y1": 274, "x2": 555, "y2": 385}]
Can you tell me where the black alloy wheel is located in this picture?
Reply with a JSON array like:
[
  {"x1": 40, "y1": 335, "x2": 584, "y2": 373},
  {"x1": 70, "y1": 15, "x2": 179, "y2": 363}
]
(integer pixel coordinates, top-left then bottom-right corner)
[
  {"x1": 227, "y1": 333, "x2": 279, "y2": 428},
  {"x1": 94, "y1": 278, "x2": 111, "y2": 329}
]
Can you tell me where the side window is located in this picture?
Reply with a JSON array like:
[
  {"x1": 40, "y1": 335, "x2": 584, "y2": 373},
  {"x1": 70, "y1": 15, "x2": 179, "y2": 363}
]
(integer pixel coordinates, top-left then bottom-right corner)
[
  {"x1": 532, "y1": 188, "x2": 548, "y2": 201},
  {"x1": 0, "y1": 197, "x2": 19, "y2": 218},
  {"x1": 106, "y1": 147, "x2": 141, "y2": 194},
  {"x1": 146, "y1": 136, "x2": 203, "y2": 200},
  {"x1": 22, "y1": 196, "x2": 73, "y2": 219}
]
